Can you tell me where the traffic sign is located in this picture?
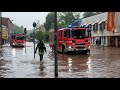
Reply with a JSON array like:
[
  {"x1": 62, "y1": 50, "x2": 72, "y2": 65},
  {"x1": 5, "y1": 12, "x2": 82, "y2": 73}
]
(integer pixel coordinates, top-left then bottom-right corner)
[
  {"x1": 24, "y1": 28, "x2": 27, "y2": 34},
  {"x1": 33, "y1": 22, "x2": 36, "y2": 28}
]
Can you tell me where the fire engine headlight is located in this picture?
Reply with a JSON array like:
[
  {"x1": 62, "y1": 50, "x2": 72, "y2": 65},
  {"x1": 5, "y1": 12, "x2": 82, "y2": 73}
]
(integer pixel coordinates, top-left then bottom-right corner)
[
  {"x1": 68, "y1": 46, "x2": 73, "y2": 49},
  {"x1": 88, "y1": 46, "x2": 90, "y2": 49},
  {"x1": 13, "y1": 43, "x2": 15, "y2": 45}
]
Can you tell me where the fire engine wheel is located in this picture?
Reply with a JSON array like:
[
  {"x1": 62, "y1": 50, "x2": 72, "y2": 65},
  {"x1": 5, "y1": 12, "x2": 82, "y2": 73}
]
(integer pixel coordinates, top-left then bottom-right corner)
[
  {"x1": 83, "y1": 50, "x2": 90, "y2": 55},
  {"x1": 83, "y1": 50, "x2": 88, "y2": 55},
  {"x1": 87, "y1": 50, "x2": 90, "y2": 55}
]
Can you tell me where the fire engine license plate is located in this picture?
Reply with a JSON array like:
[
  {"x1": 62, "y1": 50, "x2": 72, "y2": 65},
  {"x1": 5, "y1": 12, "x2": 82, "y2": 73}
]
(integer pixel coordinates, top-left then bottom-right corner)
[
  {"x1": 17, "y1": 44, "x2": 21, "y2": 46},
  {"x1": 76, "y1": 48, "x2": 84, "y2": 51}
]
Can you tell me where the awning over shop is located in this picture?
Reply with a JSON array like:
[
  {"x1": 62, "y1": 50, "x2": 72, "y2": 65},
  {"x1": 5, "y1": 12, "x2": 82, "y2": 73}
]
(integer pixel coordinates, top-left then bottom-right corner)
[
  {"x1": 81, "y1": 23, "x2": 88, "y2": 26},
  {"x1": 115, "y1": 12, "x2": 120, "y2": 33},
  {"x1": 91, "y1": 20, "x2": 100, "y2": 25},
  {"x1": 86, "y1": 22, "x2": 93, "y2": 25},
  {"x1": 98, "y1": 19, "x2": 107, "y2": 24}
]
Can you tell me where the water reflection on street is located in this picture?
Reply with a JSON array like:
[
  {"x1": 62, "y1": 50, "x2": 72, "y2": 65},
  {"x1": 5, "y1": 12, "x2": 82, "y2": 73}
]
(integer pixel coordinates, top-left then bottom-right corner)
[{"x1": 1, "y1": 42, "x2": 120, "y2": 78}]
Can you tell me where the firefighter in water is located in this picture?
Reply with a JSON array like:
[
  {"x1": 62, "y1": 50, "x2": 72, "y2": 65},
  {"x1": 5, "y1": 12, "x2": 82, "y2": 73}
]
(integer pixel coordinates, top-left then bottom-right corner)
[{"x1": 35, "y1": 40, "x2": 47, "y2": 61}]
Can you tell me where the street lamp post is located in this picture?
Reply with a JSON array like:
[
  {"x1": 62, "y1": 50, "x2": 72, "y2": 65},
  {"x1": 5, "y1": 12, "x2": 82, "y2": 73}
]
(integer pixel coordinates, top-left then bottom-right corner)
[
  {"x1": 54, "y1": 12, "x2": 58, "y2": 78},
  {"x1": 33, "y1": 22, "x2": 36, "y2": 59}
]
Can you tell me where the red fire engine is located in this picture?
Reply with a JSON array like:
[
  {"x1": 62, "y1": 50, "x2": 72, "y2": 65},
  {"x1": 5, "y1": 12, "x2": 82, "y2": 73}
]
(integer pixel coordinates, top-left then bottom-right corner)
[
  {"x1": 10, "y1": 33, "x2": 26, "y2": 47},
  {"x1": 49, "y1": 27, "x2": 91, "y2": 54}
]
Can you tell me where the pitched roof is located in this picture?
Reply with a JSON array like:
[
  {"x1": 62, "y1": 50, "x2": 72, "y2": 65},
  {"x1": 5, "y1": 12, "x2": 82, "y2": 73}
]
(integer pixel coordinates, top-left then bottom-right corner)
[{"x1": 81, "y1": 12, "x2": 107, "y2": 25}]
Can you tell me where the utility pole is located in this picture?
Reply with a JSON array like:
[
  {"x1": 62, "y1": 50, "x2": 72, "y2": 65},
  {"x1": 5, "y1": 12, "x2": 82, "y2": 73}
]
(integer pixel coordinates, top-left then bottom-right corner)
[
  {"x1": 54, "y1": 12, "x2": 58, "y2": 78},
  {"x1": 0, "y1": 12, "x2": 2, "y2": 49},
  {"x1": 33, "y1": 22, "x2": 36, "y2": 59}
]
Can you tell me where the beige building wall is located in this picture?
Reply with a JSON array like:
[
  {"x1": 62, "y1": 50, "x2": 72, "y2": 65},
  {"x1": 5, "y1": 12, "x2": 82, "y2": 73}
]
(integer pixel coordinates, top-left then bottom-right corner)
[{"x1": 81, "y1": 12, "x2": 120, "y2": 47}]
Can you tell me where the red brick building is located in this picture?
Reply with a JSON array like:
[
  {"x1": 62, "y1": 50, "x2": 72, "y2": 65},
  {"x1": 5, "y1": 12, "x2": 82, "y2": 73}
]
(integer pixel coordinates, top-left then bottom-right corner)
[{"x1": 0, "y1": 17, "x2": 14, "y2": 44}]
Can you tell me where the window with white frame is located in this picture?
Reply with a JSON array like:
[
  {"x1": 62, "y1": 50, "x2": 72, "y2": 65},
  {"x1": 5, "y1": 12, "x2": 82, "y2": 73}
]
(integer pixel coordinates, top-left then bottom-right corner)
[
  {"x1": 99, "y1": 21, "x2": 106, "y2": 31},
  {"x1": 100, "y1": 23, "x2": 102, "y2": 30},
  {"x1": 93, "y1": 24, "x2": 96, "y2": 31},
  {"x1": 93, "y1": 37, "x2": 95, "y2": 44},
  {"x1": 104, "y1": 36, "x2": 106, "y2": 44},
  {"x1": 89, "y1": 24, "x2": 92, "y2": 31},
  {"x1": 103, "y1": 21, "x2": 106, "y2": 30},
  {"x1": 90, "y1": 37, "x2": 92, "y2": 44},
  {"x1": 95, "y1": 23, "x2": 98, "y2": 30},
  {"x1": 93, "y1": 23, "x2": 98, "y2": 31}
]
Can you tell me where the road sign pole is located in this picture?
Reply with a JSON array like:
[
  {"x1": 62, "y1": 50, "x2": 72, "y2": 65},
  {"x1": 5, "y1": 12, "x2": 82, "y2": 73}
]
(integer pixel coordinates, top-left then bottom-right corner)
[
  {"x1": 33, "y1": 22, "x2": 36, "y2": 59},
  {"x1": 34, "y1": 27, "x2": 35, "y2": 59}
]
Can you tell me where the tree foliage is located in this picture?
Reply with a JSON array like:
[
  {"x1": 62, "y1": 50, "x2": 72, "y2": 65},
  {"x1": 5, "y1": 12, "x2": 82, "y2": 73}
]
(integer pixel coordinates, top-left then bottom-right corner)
[
  {"x1": 14, "y1": 24, "x2": 24, "y2": 34},
  {"x1": 83, "y1": 12, "x2": 105, "y2": 18},
  {"x1": 44, "y1": 12, "x2": 81, "y2": 31},
  {"x1": 29, "y1": 24, "x2": 49, "y2": 42},
  {"x1": 44, "y1": 12, "x2": 54, "y2": 31},
  {"x1": 83, "y1": 12, "x2": 95, "y2": 18}
]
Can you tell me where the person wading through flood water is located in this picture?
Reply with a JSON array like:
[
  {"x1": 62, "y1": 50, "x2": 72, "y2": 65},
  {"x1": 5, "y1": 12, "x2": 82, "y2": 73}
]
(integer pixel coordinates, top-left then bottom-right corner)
[{"x1": 35, "y1": 40, "x2": 47, "y2": 62}]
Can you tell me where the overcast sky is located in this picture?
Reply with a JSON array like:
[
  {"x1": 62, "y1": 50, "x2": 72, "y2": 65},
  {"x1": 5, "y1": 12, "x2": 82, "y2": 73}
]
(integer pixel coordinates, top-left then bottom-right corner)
[{"x1": 2, "y1": 12, "x2": 49, "y2": 30}]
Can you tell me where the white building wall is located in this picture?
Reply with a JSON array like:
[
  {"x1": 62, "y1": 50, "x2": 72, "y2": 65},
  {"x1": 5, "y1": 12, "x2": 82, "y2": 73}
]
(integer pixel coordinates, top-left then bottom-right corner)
[
  {"x1": 106, "y1": 36, "x2": 108, "y2": 46},
  {"x1": 81, "y1": 12, "x2": 120, "y2": 47},
  {"x1": 81, "y1": 12, "x2": 107, "y2": 26}
]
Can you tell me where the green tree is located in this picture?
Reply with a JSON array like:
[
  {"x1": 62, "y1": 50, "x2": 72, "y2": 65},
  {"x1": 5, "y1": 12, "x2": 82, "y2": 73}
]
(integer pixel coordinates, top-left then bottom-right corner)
[
  {"x1": 44, "y1": 12, "x2": 54, "y2": 31},
  {"x1": 44, "y1": 12, "x2": 81, "y2": 30},
  {"x1": 35, "y1": 24, "x2": 49, "y2": 42},
  {"x1": 30, "y1": 32, "x2": 34, "y2": 38},
  {"x1": 35, "y1": 31, "x2": 44, "y2": 41},
  {"x1": 14, "y1": 24, "x2": 24, "y2": 34},
  {"x1": 44, "y1": 31, "x2": 49, "y2": 42},
  {"x1": 57, "y1": 12, "x2": 74, "y2": 28},
  {"x1": 83, "y1": 12, "x2": 95, "y2": 18},
  {"x1": 58, "y1": 12, "x2": 81, "y2": 28}
]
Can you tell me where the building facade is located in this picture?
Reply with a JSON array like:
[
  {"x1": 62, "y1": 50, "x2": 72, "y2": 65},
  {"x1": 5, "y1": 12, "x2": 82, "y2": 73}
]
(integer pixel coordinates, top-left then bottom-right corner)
[
  {"x1": 81, "y1": 12, "x2": 120, "y2": 47},
  {"x1": 0, "y1": 12, "x2": 2, "y2": 48},
  {"x1": 1, "y1": 25, "x2": 8, "y2": 45},
  {"x1": 0, "y1": 17, "x2": 14, "y2": 44}
]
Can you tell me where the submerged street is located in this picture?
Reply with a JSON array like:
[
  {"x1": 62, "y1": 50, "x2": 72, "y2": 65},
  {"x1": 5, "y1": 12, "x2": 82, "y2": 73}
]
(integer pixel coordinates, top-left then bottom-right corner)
[{"x1": 0, "y1": 42, "x2": 120, "y2": 78}]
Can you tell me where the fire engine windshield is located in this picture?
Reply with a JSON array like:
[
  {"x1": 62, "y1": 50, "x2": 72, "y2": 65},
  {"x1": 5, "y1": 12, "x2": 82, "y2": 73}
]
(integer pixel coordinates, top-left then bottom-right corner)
[
  {"x1": 71, "y1": 29, "x2": 89, "y2": 39},
  {"x1": 16, "y1": 36, "x2": 24, "y2": 40}
]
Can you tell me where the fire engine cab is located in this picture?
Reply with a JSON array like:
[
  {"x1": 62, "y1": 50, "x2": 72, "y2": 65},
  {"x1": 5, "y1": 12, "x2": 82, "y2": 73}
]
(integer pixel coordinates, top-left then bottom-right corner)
[
  {"x1": 10, "y1": 33, "x2": 26, "y2": 47},
  {"x1": 49, "y1": 27, "x2": 91, "y2": 54}
]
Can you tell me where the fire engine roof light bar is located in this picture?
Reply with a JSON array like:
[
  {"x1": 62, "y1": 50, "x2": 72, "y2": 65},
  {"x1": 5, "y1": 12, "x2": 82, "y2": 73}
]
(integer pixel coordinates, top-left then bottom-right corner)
[{"x1": 68, "y1": 19, "x2": 90, "y2": 29}]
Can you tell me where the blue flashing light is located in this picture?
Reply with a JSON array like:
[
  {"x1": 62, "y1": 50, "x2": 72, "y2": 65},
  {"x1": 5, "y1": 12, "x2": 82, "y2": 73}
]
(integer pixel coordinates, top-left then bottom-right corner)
[
  {"x1": 67, "y1": 24, "x2": 72, "y2": 28},
  {"x1": 83, "y1": 25, "x2": 89, "y2": 28}
]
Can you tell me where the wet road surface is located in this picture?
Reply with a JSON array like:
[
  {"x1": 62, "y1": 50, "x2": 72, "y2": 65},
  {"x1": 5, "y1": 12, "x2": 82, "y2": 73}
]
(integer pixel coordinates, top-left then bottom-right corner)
[{"x1": 0, "y1": 42, "x2": 120, "y2": 78}]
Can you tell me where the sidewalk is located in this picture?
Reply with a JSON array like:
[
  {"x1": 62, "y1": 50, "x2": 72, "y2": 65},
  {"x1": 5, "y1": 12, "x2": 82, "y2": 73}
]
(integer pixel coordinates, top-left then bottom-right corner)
[{"x1": 0, "y1": 43, "x2": 9, "y2": 52}]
